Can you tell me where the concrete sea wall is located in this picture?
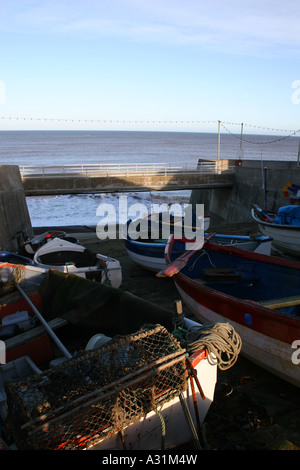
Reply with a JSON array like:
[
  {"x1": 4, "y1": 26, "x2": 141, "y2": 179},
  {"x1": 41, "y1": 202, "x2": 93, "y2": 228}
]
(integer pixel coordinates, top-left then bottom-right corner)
[
  {"x1": 190, "y1": 159, "x2": 300, "y2": 227},
  {"x1": 1, "y1": 161, "x2": 300, "y2": 252},
  {"x1": 0, "y1": 165, "x2": 33, "y2": 251}
]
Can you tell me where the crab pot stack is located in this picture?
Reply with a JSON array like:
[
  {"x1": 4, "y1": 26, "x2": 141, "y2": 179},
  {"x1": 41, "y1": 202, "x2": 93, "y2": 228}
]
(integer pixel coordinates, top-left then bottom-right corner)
[{"x1": 4, "y1": 324, "x2": 188, "y2": 450}]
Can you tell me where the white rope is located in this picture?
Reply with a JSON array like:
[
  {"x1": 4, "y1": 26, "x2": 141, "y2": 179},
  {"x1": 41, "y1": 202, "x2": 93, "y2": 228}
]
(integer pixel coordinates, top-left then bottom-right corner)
[{"x1": 184, "y1": 322, "x2": 242, "y2": 370}]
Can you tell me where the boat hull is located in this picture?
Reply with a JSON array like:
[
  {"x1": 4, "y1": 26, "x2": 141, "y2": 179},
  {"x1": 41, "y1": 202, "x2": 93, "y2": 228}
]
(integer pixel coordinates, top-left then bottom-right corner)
[
  {"x1": 176, "y1": 283, "x2": 299, "y2": 388},
  {"x1": 0, "y1": 265, "x2": 64, "y2": 365},
  {"x1": 123, "y1": 238, "x2": 166, "y2": 272},
  {"x1": 0, "y1": 251, "x2": 34, "y2": 266},
  {"x1": 33, "y1": 238, "x2": 122, "y2": 288},
  {"x1": 0, "y1": 263, "x2": 48, "y2": 291}
]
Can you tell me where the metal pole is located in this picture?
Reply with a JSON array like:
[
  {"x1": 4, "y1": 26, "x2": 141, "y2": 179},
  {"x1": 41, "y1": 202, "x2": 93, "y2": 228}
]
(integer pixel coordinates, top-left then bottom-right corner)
[
  {"x1": 238, "y1": 123, "x2": 244, "y2": 161},
  {"x1": 264, "y1": 167, "x2": 268, "y2": 211},
  {"x1": 217, "y1": 120, "x2": 220, "y2": 161}
]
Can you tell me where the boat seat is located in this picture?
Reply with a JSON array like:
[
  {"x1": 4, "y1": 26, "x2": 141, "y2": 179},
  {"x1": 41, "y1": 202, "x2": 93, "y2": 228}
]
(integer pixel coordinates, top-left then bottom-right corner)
[
  {"x1": 259, "y1": 295, "x2": 300, "y2": 310},
  {"x1": 5, "y1": 317, "x2": 68, "y2": 351},
  {"x1": 202, "y1": 268, "x2": 242, "y2": 282}
]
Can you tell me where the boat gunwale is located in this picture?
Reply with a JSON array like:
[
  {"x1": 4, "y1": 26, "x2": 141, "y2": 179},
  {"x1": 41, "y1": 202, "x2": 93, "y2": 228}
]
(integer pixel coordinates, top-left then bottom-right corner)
[
  {"x1": 251, "y1": 208, "x2": 300, "y2": 230},
  {"x1": 123, "y1": 219, "x2": 272, "y2": 250}
]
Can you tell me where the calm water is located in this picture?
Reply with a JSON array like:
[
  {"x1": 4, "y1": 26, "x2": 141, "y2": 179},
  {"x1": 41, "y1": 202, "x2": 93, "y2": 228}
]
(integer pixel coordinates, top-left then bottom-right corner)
[{"x1": 0, "y1": 130, "x2": 299, "y2": 227}]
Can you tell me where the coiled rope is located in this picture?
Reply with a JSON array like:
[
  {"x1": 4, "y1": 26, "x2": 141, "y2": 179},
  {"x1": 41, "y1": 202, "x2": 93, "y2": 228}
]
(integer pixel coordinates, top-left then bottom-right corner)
[
  {"x1": 183, "y1": 322, "x2": 242, "y2": 370},
  {"x1": 0, "y1": 265, "x2": 25, "y2": 295}
]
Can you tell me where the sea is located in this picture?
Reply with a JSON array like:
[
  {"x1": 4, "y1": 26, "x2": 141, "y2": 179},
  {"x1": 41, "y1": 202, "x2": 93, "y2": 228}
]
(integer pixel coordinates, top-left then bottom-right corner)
[{"x1": 0, "y1": 130, "x2": 299, "y2": 228}]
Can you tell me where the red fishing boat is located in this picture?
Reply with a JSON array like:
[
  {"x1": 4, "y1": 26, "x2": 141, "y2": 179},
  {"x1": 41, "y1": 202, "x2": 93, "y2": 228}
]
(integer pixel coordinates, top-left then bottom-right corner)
[{"x1": 164, "y1": 235, "x2": 300, "y2": 388}]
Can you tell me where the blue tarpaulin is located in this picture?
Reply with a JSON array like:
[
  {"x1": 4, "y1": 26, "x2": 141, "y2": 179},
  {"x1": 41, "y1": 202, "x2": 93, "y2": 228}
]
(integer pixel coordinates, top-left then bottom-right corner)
[{"x1": 275, "y1": 205, "x2": 300, "y2": 226}]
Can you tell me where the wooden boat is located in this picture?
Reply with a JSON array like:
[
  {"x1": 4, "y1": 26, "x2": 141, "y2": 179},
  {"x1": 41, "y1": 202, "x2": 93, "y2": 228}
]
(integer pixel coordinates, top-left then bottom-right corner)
[
  {"x1": 23, "y1": 230, "x2": 78, "y2": 255},
  {"x1": 0, "y1": 262, "x2": 48, "y2": 293},
  {"x1": 123, "y1": 218, "x2": 272, "y2": 272},
  {"x1": 0, "y1": 251, "x2": 34, "y2": 266},
  {"x1": 0, "y1": 267, "x2": 241, "y2": 450},
  {"x1": 33, "y1": 237, "x2": 122, "y2": 288},
  {"x1": 124, "y1": 211, "x2": 210, "y2": 244},
  {"x1": 251, "y1": 203, "x2": 300, "y2": 257},
  {"x1": 164, "y1": 235, "x2": 300, "y2": 388},
  {"x1": 0, "y1": 263, "x2": 51, "y2": 364}
]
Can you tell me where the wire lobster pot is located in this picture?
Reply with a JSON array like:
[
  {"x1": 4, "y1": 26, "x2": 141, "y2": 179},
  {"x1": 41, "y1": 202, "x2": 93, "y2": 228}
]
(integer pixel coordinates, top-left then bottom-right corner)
[{"x1": 5, "y1": 324, "x2": 188, "y2": 450}]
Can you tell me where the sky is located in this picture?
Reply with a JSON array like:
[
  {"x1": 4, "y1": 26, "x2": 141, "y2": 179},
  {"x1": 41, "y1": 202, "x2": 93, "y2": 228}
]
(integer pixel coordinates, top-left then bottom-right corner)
[{"x1": 1, "y1": 0, "x2": 300, "y2": 134}]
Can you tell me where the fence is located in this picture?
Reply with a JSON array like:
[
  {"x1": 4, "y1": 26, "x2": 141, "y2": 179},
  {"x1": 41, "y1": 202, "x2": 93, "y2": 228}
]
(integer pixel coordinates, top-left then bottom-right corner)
[{"x1": 20, "y1": 161, "x2": 235, "y2": 178}]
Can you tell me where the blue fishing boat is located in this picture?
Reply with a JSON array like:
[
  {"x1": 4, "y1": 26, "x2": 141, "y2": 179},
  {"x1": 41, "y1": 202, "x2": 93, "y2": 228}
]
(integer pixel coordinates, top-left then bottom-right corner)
[
  {"x1": 0, "y1": 251, "x2": 34, "y2": 266},
  {"x1": 123, "y1": 217, "x2": 272, "y2": 272}
]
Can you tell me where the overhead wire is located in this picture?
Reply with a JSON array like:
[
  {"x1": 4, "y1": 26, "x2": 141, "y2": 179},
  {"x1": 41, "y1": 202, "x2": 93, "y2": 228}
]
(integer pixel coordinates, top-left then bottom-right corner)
[
  {"x1": 220, "y1": 121, "x2": 300, "y2": 144},
  {"x1": 1, "y1": 115, "x2": 299, "y2": 145}
]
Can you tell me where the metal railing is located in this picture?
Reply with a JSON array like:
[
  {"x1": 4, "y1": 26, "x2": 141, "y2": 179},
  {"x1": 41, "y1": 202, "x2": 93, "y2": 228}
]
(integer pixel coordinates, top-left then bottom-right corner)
[{"x1": 20, "y1": 161, "x2": 235, "y2": 178}]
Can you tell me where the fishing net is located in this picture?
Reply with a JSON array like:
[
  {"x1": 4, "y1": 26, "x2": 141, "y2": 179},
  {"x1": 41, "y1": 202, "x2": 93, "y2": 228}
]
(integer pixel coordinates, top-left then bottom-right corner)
[{"x1": 5, "y1": 324, "x2": 188, "y2": 450}]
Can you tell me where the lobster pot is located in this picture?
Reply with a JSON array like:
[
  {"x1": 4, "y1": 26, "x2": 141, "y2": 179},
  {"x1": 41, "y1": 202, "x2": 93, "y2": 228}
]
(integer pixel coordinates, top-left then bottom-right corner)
[{"x1": 5, "y1": 324, "x2": 188, "y2": 450}]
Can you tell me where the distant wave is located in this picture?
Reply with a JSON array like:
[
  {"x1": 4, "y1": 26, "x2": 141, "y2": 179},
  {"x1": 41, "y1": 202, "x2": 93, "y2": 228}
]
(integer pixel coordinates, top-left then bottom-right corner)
[{"x1": 26, "y1": 190, "x2": 191, "y2": 227}]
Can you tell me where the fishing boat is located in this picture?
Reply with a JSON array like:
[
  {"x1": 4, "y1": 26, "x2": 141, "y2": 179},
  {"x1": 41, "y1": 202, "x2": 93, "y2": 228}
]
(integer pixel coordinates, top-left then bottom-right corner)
[
  {"x1": 146, "y1": 210, "x2": 211, "y2": 232},
  {"x1": 0, "y1": 251, "x2": 35, "y2": 266},
  {"x1": 33, "y1": 237, "x2": 122, "y2": 288},
  {"x1": 0, "y1": 263, "x2": 51, "y2": 364},
  {"x1": 22, "y1": 230, "x2": 78, "y2": 255},
  {"x1": 0, "y1": 266, "x2": 241, "y2": 450},
  {"x1": 123, "y1": 218, "x2": 272, "y2": 272},
  {"x1": 124, "y1": 211, "x2": 210, "y2": 243},
  {"x1": 0, "y1": 262, "x2": 48, "y2": 293},
  {"x1": 251, "y1": 203, "x2": 300, "y2": 257},
  {"x1": 163, "y1": 234, "x2": 300, "y2": 388}
]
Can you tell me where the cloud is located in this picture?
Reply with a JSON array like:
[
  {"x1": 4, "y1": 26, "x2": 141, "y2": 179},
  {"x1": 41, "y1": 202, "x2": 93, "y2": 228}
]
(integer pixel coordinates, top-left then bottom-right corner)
[{"x1": 1, "y1": 0, "x2": 300, "y2": 56}]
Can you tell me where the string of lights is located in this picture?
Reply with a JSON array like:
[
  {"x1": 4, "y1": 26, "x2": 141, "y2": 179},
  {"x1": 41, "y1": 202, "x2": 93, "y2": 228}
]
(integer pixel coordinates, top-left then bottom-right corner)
[
  {"x1": 1, "y1": 115, "x2": 299, "y2": 145},
  {"x1": 0, "y1": 116, "x2": 217, "y2": 125}
]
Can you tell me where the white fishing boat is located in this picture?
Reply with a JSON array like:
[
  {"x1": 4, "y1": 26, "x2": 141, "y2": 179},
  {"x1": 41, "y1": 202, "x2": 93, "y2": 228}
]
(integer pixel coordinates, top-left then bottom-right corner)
[
  {"x1": 33, "y1": 238, "x2": 122, "y2": 288},
  {"x1": 23, "y1": 230, "x2": 78, "y2": 255},
  {"x1": 251, "y1": 204, "x2": 300, "y2": 257}
]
